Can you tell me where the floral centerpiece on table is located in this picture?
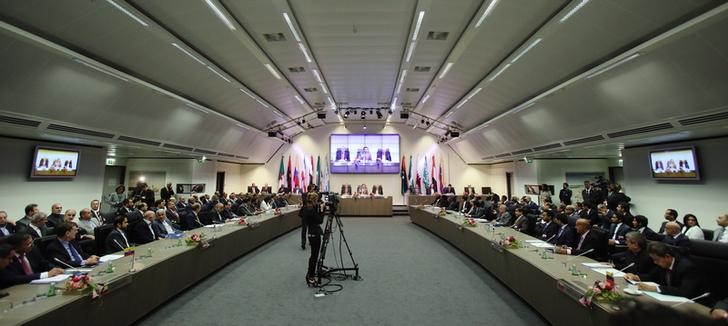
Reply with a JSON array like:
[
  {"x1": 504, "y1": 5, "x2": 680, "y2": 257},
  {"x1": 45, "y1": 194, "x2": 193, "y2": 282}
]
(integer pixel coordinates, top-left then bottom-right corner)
[
  {"x1": 274, "y1": 207, "x2": 281, "y2": 215},
  {"x1": 458, "y1": 218, "x2": 478, "y2": 230},
  {"x1": 580, "y1": 272, "x2": 621, "y2": 307},
  {"x1": 64, "y1": 274, "x2": 107, "y2": 299},
  {"x1": 185, "y1": 233, "x2": 210, "y2": 248},
  {"x1": 238, "y1": 218, "x2": 248, "y2": 226},
  {"x1": 437, "y1": 207, "x2": 447, "y2": 218},
  {"x1": 499, "y1": 235, "x2": 522, "y2": 249}
]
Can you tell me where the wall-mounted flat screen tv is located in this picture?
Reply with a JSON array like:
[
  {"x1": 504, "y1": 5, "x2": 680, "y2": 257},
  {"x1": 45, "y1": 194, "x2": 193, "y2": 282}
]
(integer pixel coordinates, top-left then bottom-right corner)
[
  {"x1": 330, "y1": 134, "x2": 400, "y2": 174},
  {"x1": 649, "y1": 147, "x2": 699, "y2": 180},
  {"x1": 31, "y1": 146, "x2": 80, "y2": 178}
]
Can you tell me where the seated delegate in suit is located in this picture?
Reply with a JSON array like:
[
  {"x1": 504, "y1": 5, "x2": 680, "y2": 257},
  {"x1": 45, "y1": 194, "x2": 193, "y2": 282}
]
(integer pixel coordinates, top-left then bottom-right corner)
[
  {"x1": 45, "y1": 223, "x2": 99, "y2": 267},
  {"x1": 76, "y1": 208, "x2": 100, "y2": 235},
  {"x1": 153, "y1": 209, "x2": 182, "y2": 238},
  {"x1": 183, "y1": 204, "x2": 205, "y2": 230},
  {"x1": 0, "y1": 233, "x2": 64, "y2": 287},
  {"x1": 105, "y1": 216, "x2": 131, "y2": 253},
  {"x1": 624, "y1": 241, "x2": 703, "y2": 298},
  {"x1": 610, "y1": 232, "x2": 656, "y2": 275},
  {"x1": 607, "y1": 212, "x2": 630, "y2": 246},
  {"x1": 714, "y1": 213, "x2": 728, "y2": 243},
  {"x1": 631, "y1": 215, "x2": 663, "y2": 241},
  {"x1": 131, "y1": 211, "x2": 158, "y2": 245},
  {"x1": 126, "y1": 202, "x2": 147, "y2": 224},
  {"x1": 555, "y1": 218, "x2": 600, "y2": 259},
  {"x1": 680, "y1": 214, "x2": 705, "y2": 240},
  {"x1": 537, "y1": 210, "x2": 559, "y2": 241},
  {"x1": 658, "y1": 209, "x2": 683, "y2": 234},
  {"x1": 511, "y1": 208, "x2": 529, "y2": 233},
  {"x1": 493, "y1": 204, "x2": 513, "y2": 226},
  {"x1": 0, "y1": 211, "x2": 16, "y2": 237},
  {"x1": 662, "y1": 222, "x2": 690, "y2": 248},
  {"x1": 18, "y1": 212, "x2": 48, "y2": 239},
  {"x1": 0, "y1": 244, "x2": 17, "y2": 289},
  {"x1": 45, "y1": 203, "x2": 65, "y2": 228},
  {"x1": 549, "y1": 213, "x2": 576, "y2": 247}
]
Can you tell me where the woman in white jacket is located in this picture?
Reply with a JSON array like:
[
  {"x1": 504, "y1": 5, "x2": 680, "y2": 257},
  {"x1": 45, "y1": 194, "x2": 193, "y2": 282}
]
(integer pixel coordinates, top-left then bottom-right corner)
[{"x1": 681, "y1": 213, "x2": 704, "y2": 240}]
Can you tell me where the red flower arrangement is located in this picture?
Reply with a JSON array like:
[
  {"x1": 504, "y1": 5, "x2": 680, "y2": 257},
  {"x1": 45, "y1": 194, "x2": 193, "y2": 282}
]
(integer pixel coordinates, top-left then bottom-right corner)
[
  {"x1": 238, "y1": 218, "x2": 248, "y2": 226},
  {"x1": 185, "y1": 233, "x2": 210, "y2": 248},
  {"x1": 580, "y1": 272, "x2": 621, "y2": 307},
  {"x1": 64, "y1": 274, "x2": 107, "y2": 299},
  {"x1": 499, "y1": 235, "x2": 522, "y2": 249}
]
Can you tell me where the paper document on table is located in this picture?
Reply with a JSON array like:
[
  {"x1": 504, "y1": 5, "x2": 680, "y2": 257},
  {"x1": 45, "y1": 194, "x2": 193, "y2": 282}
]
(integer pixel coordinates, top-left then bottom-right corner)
[
  {"x1": 524, "y1": 239, "x2": 543, "y2": 243},
  {"x1": 582, "y1": 262, "x2": 613, "y2": 268},
  {"x1": 590, "y1": 268, "x2": 626, "y2": 278},
  {"x1": 203, "y1": 224, "x2": 223, "y2": 228},
  {"x1": 472, "y1": 218, "x2": 489, "y2": 223},
  {"x1": 100, "y1": 254, "x2": 124, "y2": 263},
  {"x1": 644, "y1": 291, "x2": 692, "y2": 303},
  {"x1": 530, "y1": 242, "x2": 556, "y2": 248},
  {"x1": 30, "y1": 274, "x2": 70, "y2": 284}
]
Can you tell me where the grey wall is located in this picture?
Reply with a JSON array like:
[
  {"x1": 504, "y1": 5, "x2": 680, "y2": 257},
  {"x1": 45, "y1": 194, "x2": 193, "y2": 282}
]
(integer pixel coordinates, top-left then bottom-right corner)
[
  {"x1": 622, "y1": 136, "x2": 728, "y2": 231},
  {"x1": 0, "y1": 136, "x2": 105, "y2": 222}
]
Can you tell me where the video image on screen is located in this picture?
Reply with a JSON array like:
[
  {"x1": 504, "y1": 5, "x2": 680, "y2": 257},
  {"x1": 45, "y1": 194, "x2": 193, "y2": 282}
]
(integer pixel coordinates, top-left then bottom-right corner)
[
  {"x1": 330, "y1": 134, "x2": 400, "y2": 174},
  {"x1": 31, "y1": 147, "x2": 80, "y2": 177},
  {"x1": 650, "y1": 148, "x2": 699, "y2": 180}
]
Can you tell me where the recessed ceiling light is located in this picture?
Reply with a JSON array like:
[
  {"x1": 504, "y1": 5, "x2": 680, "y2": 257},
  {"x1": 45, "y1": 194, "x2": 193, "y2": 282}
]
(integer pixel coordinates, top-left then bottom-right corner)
[
  {"x1": 475, "y1": 0, "x2": 498, "y2": 28},
  {"x1": 412, "y1": 11, "x2": 425, "y2": 41},
  {"x1": 439, "y1": 62, "x2": 453, "y2": 79},
  {"x1": 105, "y1": 0, "x2": 148, "y2": 27}
]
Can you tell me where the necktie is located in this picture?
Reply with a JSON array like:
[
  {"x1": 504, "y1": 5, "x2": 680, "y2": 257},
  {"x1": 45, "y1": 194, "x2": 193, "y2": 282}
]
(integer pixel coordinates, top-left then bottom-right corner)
[
  {"x1": 0, "y1": 227, "x2": 8, "y2": 236},
  {"x1": 716, "y1": 227, "x2": 726, "y2": 242},
  {"x1": 666, "y1": 268, "x2": 672, "y2": 286},
  {"x1": 147, "y1": 223, "x2": 155, "y2": 238},
  {"x1": 577, "y1": 234, "x2": 586, "y2": 250},
  {"x1": 67, "y1": 242, "x2": 83, "y2": 263},
  {"x1": 20, "y1": 254, "x2": 33, "y2": 275}
]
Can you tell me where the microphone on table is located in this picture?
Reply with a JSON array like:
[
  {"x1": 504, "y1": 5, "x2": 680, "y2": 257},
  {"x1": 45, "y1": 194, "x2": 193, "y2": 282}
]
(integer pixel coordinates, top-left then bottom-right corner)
[
  {"x1": 113, "y1": 239, "x2": 128, "y2": 250},
  {"x1": 672, "y1": 292, "x2": 710, "y2": 307},
  {"x1": 544, "y1": 234, "x2": 557, "y2": 243},
  {"x1": 565, "y1": 248, "x2": 595, "y2": 261},
  {"x1": 618, "y1": 262, "x2": 635, "y2": 272},
  {"x1": 54, "y1": 258, "x2": 77, "y2": 269}
]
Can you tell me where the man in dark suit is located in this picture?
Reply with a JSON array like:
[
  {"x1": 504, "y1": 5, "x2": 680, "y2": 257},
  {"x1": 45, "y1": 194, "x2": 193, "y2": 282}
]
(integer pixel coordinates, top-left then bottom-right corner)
[
  {"x1": 555, "y1": 218, "x2": 600, "y2": 259},
  {"x1": 659, "y1": 209, "x2": 683, "y2": 234},
  {"x1": 165, "y1": 201, "x2": 181, "y2": 224},
  {"x1": 0, "y1": 233, "x2": 64, "y2": 287},
  {"x1": 581, "y1": 181, "x2": 595, "y2": 205},
  {"x1": 616, "y1": 202, "x2": 634, "y2": 228},
  {"x1": 537, "y1": 210, "x2": 559, "y2": 241},
  {"x1": 160, "y1": 182, "x2": 175, "y2": 202},
  {"x1": 0, "y1": 211, "x2": 16, "y2": 237},
  {"x1": 559, "y1": 183, "x2": 572, "y2": 205},
  {"x1": 581, "y1": 202, "x2": 600, "y2": 226},
  {"x1": 15, "y1": 204, "x2": 38, "y2": 229},
  {"x1": 105, "y1": 216, "x2": 130, "y2": 253},
  {"x1": 607, "y1": 213, "x2": 630, "y2": 246},
  {"x1": 46, "y1": 203, "x2": 65, "y2": 228},
  {"x1": 611, "y1": 232, "x2": 656, "y2": 275},
  {"x1": 153, "y1": 209, "x2": 181, "y2": 238},
  {"x1": 625, "y1": 241, "x2": 703, "y2": 298},
  {"x1": 662, "y1": 222, "x2": 690, "y2": 248},
  {"x1": 117, "y1": 199, "x2": 134, "y2": 217},
  {"x1": 131, "y1": 211, "x2": 158, "y2": 245},
  {"x1": 250, "y1": 183, "x2": 260, "y2": 194},
  {"x1": 45, "y1": 223, "x2": 99, "y2": 267},
  {"x1": 17, "y1": 212, "x2": 48, "y2": 239},
  {"x1": 89, "y1": 199, "x2": 105, "y2": 225},
  {"x1": 126, "y1": 202, "x2": 146, "y2": 224},
  {"x1": 632, "y1": 215, "x2": 663, "y2": 241},
  {"x1": 183, "y1": 204, "x2": 205, "y2": 230},
  {"x1": 0, "y1": 244, "x2": 17, "y2": 289},
  {"x1": 551, "y1": 214, "x2": 576, "y2": 247}
]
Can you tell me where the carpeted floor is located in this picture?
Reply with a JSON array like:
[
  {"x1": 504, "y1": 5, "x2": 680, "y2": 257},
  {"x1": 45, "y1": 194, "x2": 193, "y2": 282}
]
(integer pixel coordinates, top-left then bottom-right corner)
[{"x1": 137, "y1": 217, "x2": 548, "y2": 326}]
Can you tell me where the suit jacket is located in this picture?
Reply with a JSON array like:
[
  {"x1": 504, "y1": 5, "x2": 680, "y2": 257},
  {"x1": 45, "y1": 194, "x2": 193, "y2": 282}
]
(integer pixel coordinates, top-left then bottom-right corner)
[
  {"x1": 552, "y1": 225, "x2": 577, "y2": 247},
  {"x1": 611, "y1": 248, "x2": 655, "y2": 275},
  {"x1": 45, "y1": 238, "x2": 90, "y2": 267},
  {"x1": 638, "y1": 226, "x2": 664, "y2": 242},
  {"x1": 663, "y1": 233, "x2": 690, "y2": 248},
  {"x1": 183, "y1": 212, "x2": 204, "y2": 230},
  {"x1": 90, "y1": 210, "x2": 106, "y2": 225},
  {"x1": 131, "y1": 220, "x2": 157, "y2": 244},
  {"x1": 160, "y1": 186, "x2": 175, "y2": 201},
  {"x1": 105, "y1": 229, "x2": 130, "y2": 253},
  {"x1": 15, "y1": 217, "x2": 31, "y2": 228},
  {"x1": 126, "y1": 210, "x2": 144, "y2": 224},
  {"x1": 639, "y1": 256, "x2": 703, "y2": 298},
  {"x1": 658, "y1": 221, "x2": 684, "y2": 234},
  {"x1": 512, "y1": 215, "x2": 528, "y2": 232},
  {"x1": 539, "y1": 221, "x2": 559, "y2": 241},
  {"x1": 118, "y1": 206, "x2": 134, "y2": 217},
  {"x1": 0, "y1": 247, "x2": 54, "y2": 287},
  {"x1": 608, "y1": 223, "x2": 631, "y2": 244},
  {"x1": 570, "y1": 230, "x2": 601, "y2": 259},
  {"x1": 0, "y1": 223, "x2": 16, "y2": 237},
  {"x1": 582, "y1": 209, "x2": 599, "y2": 226},
  {"x1": 46, "y1": 213, "x2": 64, "y2": 228},
  {"x1": 581, "y1": 188, "x2": 596, "y2": 204},
  {"x1": 152, "y1": 220, "x2": 181, "y2": 238},
  {"x1": 166, "y1": 209, "x2": 180, "y2": 223}
]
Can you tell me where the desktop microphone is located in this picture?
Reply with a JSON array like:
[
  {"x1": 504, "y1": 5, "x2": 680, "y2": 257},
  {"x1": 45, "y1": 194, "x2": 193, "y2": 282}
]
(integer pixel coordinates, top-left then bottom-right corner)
[
  {"x1": 544, "y1": 234, "x2": 557, "y2": 243},
  {"x1": 618, "y1": 262, "x2": 635, "y2": 272},
  {"x1": 54, "y1": 258, "x2": 76, "y2": 269},
  {"x1": 113, "y1": 239, "x2": 128, "y2": 249},
  {"x1": 671, "y1": 292, "x2": 710, "y2": 307},
  {"x1": 565, "y1": 248, "x2": 595, "y2": 261}
]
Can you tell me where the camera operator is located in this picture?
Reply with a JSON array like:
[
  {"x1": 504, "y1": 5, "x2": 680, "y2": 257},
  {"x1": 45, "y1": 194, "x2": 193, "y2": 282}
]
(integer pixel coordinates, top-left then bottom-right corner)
[
  {"x1": 299, "y1": 184, "x2": 320, "y2": 250},
  {"x1": 303, "y1": 191, "x2": 325, "y2": 287}
]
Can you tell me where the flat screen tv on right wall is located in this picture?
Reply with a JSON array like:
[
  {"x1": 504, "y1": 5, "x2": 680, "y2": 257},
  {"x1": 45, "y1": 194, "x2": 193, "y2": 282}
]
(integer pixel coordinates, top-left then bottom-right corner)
[{"x1": 649, "y1": 147, "x2": 700, "y2": 180}]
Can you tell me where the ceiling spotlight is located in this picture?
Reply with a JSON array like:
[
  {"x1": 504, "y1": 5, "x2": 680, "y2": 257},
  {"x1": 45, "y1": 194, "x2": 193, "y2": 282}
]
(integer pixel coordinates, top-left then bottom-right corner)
[
  {"x1": 301, "y1": 118, "x2": 306, "y2": 124},
  {"x1": 363, "y1": 124, "x2": 367, "y2": 130},
  {"x1": 376, "y1": 110, "x2": 383, "y2": 119},
  {"x1": 369, "y1": 109, "x2": 373, "y2": 115},
  {"x1": 426, "y1": 120, "x2": 431, "y2": 126},
  {"x1": 353, "y1": 109, "x2": 358, "y2": 114},
  {"x1": 421, "y1": 119, "x2": 425, "y2": 124},
  {"x1": 345, "y1": 110, "x2": 350, "y2": 115},
  {"x1": 361, "y1": 110, "x2": 366, "y2": 116}
]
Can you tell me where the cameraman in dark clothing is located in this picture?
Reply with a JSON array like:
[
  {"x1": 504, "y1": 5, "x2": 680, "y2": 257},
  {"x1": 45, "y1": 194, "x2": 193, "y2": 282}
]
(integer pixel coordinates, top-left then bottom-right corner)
[{"x1": 302, "y1": 192, "x2": 324, "y2": 286}]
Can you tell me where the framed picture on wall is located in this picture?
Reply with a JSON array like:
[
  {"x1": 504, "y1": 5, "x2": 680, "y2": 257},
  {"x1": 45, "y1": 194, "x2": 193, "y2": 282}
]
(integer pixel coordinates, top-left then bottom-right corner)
[
  {"x1": 524, "y1": 185, "x2": 540, "y2": 195},
  {"x1": 176, "y1": 184, "x2": 206, "y2": 194}
]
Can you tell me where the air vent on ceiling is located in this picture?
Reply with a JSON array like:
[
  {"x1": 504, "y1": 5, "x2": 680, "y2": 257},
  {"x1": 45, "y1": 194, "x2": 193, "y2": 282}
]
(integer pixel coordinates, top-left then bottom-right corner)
[
  {"x1": 512, "y1": 149, "x2": 532, "y2": 155},
  {"x1": 194, "y1": 148, "x2": 216, "y2": 155},
  {"x1": 414, "y1": 66, "x2": 431, "y2": 72},
  {"x1": 314, "y1": 102, "x2": 326, "y2": 106},
  {"x1": 606, "y1": 122, "x2": 673, "y2": 139},
  {"x1": 426, "y1": 31, "x2": 449, "y2": 40},
  {"x1": 235, "y1": 155, "x2": 249, "y2": 160},
  {"x1": 0, "y1": 114, "x2": 41, "y2": 127},
  {"x1": 288, "y1": 66, "x2": 305, "y2": 73},
  {"x1": 678, "y1": 111, "x2": 728, "y2": 126},
  {"x1": 162, "y1": 143, "x2": 193, "y2": 151},
  {"x1": 263, "y1": 33, "x2": 286, "y2": 42},
  {"x1": 532, "y1": 143, "x2": 562, "y2": 151},
  {"x1": 482, "y1": 156, "x2": 495, "y2": 160},
  {"x1": 117, "y1": 135, "x2": 161, "y2": 146},
  {"x1": 303, "y1": 87, "x2": 318, "y2": 92},
  {"x1": 47, "y1": 124, "x2": 114, "y2": 139},
  {"x1": 495, "y1": 153, "x2": 511, "y2": 158},
  {"x1": 218, "y1": 152, "x2": 235, "y2": 158},
  {"x1": 406, "y1": 88, "x2": 420, "y2": 92},
  {"x1": 563, "y1": 135, "x2": 605, "y2": 146}
]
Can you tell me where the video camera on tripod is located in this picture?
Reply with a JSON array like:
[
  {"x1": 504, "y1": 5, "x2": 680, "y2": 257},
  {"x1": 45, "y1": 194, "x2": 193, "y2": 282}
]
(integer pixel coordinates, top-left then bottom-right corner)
[
  {"x1": 314, "y1": 191, "x2": 361, "y2": 289},
  {"x1": 319, "y1": 191, "x2": 340, "y2": 213}
]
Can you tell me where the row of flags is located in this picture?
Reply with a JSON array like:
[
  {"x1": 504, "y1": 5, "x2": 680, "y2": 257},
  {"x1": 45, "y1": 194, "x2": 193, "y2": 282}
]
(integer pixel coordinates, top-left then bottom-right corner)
[
  {"x1": 400, "y1": 154, "x2": 446, "y2": 195},
  {"x1": 278, "y1": 154, "x2": 330, "y2": 192}
]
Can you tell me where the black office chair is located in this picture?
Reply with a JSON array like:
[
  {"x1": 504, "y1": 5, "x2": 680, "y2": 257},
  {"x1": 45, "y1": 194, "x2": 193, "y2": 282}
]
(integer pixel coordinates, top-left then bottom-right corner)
[
  {"x1": 688, "y1": 240, "x2": 728, "y2": 306},
  {"x1": 36, "y1": 235, "x2": 57, "y2": 261},
  {"x1": 94, "y1": 224, "x2": 115, "y2": 256},
  {"x1": 590, "y1": 226, "x2": 610, "y2": 262},
  {"x1": 702, "y1": 228, "x2": 714, "y2": 241}
]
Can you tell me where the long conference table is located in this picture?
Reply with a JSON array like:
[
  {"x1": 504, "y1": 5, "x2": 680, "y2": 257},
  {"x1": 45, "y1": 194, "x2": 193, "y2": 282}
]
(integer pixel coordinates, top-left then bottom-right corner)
[
  {"x1": 0, "y1": 207, "x2": 301, "y2": 325},
  {"x1": 337, "y1": 197, "x2": 392, "y2": 217},
  {"x1": 409, "y1": 206, "x2": 710, "y2": 326}
]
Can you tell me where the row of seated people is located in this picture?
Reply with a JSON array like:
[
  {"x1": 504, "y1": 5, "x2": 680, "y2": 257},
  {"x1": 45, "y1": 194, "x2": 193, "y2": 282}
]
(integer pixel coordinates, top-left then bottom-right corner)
[{"x1": 339, "y1": 184, "x2": 385, "y2": 196}]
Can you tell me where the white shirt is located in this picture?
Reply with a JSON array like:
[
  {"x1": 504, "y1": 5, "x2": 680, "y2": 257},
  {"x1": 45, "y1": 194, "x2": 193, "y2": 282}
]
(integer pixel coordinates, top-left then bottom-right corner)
[
  {"x1": 144, "y1": 219, "x2": 155, "y2": 238},
  {"x1": 162, "y1": 220, "x2": 175, "y2": 235},
  {"x1": 260, "y1": 200, "x2": 271, "y2": 211},
  {"x1": 116, "y1": 228, "x2": 130, "y2": 247},
  {"x1": 15, "y1": 253, "x2": 49, "y2": 279},
  {"x1": 30, "y1": 224, "x2": 42, "y2": 237},
  {"x1": 716, "y1": 227, "x2": 728, "y2": 243},
  {"x1": 683, "y1": 225, "x2": 704, "y2": 240}
]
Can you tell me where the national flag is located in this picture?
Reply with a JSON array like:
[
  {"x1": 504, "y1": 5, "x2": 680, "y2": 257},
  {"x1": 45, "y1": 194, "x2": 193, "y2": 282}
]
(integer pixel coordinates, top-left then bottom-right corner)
[
  {"x1": 293, "y1": 160, "x2": 299, "y2": 189},
  {"x1": 408, "y1": 155, "x2": 414, "y2": 193},
  {"x1": 316, "y1": 155, "x2": 321, "y2": 188},
  {"x1": 400, "y1": 155, "x2": 407, "y2": 195},
  {"x1": 286, "y1": 155, "x2": 292, "y2": 189},
  {"x1": 415, "y1": 155, "x2": 422, "y2": 194},
  {"x1": 123, "y1": 246, "x2": 136, "y2": 257},
  {"x1": 423, "y1": 155, "x2": 430, "y2": 192},
  {"x1": 438, "y1": 157, "x2": 444, "y2": 193},
  {"x1": 310, "y1": 155, "x2": 315, "y2": 188},
  {"x1": 431, "y1": 155, "x2": 438, "y2": 193},
  {"x1": 278, "y1": 156, "x2": 285, "y2": 189}
]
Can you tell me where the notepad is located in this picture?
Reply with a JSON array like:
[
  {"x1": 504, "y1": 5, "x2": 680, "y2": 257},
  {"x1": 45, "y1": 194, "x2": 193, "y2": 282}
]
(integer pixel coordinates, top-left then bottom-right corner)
[
  {"x1": 644, "y1": 291, "x2": 692, "y2": 303},
  {"x1": 99, "y1": 254, "x2": 124, "y2": 263},
  {"x1": 590, "y1": 268, "x2": 626, "y2": 278},
  {"x1": 582, "y1": 262, "x2": 613, "y2": 268},
  {"x1": 530, "y1": 242, "x2": 556, "y2": 248},
  {"x1": 30, "y1": 274, "x2": 70, "y2": 284}
]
